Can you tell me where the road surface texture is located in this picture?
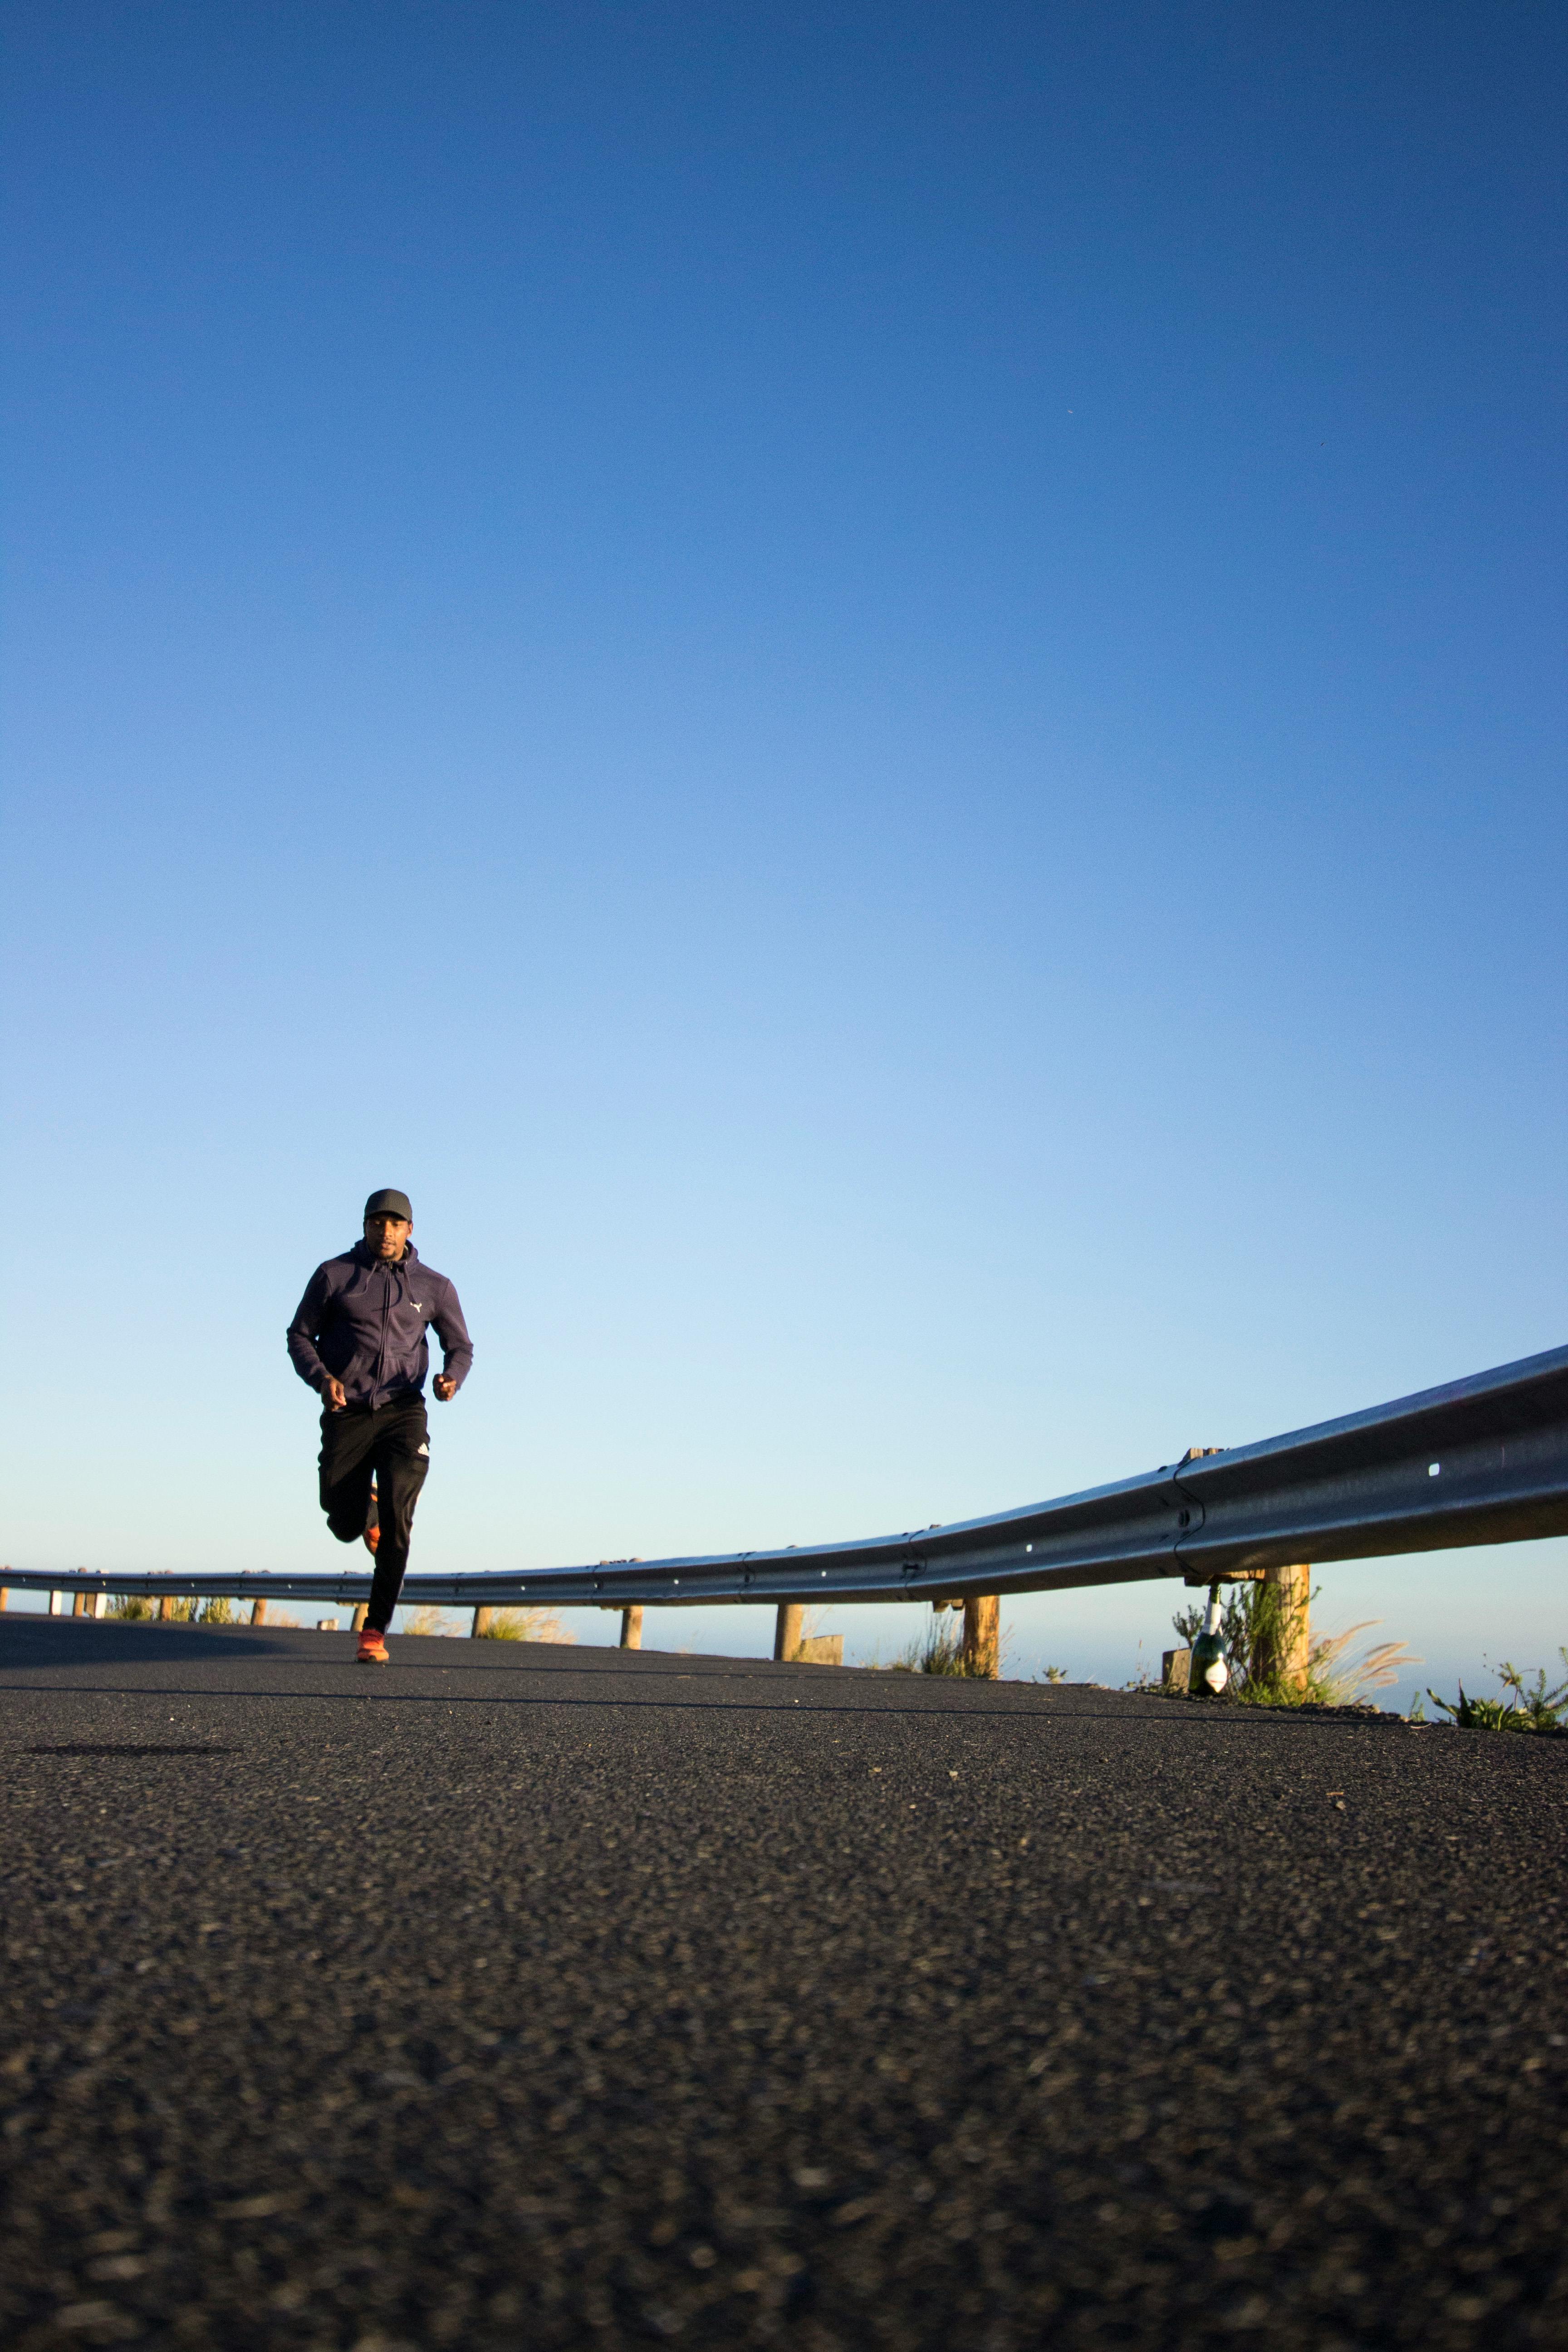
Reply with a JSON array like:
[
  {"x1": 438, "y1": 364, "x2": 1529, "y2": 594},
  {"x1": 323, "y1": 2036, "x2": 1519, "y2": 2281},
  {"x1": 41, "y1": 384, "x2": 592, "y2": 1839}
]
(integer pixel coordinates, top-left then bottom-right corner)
[{"x1": 1, "y1": 1616, "x2": 1565, "y2": 2352}]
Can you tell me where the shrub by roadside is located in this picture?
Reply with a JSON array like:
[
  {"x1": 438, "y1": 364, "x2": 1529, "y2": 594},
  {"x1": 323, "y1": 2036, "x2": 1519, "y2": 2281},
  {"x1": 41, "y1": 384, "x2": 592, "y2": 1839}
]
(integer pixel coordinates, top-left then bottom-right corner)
[
  {"x1": 1416, "y1": 1651, "x2": 1568, "y2": 1734},
  {"x1": 1167, "y1": 1580, "x2": 1419, "y2": 1708}
]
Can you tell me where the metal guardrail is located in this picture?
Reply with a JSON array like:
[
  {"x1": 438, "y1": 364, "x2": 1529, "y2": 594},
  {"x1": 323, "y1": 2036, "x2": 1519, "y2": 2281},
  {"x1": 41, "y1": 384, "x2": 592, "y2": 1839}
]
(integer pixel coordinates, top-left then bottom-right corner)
[{"x1": 6, "y1": 1343, "x2": 1566, "y2": 1616}]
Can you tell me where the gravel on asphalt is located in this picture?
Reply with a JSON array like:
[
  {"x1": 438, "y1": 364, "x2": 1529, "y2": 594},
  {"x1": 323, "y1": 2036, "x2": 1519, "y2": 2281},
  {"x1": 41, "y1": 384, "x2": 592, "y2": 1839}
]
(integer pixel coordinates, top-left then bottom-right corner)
[{"x1": 1, "y1": 1613, "x2": 1565, "y2": 2351}]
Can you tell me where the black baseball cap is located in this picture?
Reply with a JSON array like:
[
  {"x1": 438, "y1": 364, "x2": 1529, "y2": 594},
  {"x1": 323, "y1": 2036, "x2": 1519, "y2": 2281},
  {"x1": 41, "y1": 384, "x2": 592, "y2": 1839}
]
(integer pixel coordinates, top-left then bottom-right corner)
[{"x1": 364, "y1": 1188, "x2": 413, "y2": 1223}]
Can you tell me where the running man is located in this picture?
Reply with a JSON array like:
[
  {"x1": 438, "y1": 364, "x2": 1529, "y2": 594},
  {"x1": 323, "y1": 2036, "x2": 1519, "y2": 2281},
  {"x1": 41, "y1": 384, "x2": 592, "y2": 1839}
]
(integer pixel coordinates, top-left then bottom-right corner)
[{"x1": 286, "y1": 1189, "x2": 474, "y2": 1663}]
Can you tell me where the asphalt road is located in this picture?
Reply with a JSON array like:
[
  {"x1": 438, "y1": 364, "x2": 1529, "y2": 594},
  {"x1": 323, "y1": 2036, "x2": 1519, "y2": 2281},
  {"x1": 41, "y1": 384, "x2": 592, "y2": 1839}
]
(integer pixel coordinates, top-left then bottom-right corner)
[{"x1": 2, "y1": 1616, "x2": 1565, "y2": 2352}]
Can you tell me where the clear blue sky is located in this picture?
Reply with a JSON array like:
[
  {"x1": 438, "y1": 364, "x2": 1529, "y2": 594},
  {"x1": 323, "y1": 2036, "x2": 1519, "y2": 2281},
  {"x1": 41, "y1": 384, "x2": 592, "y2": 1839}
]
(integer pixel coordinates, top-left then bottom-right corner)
[{"x1": 3, "y1": 1, "x2": 1563, "y2": 1700}]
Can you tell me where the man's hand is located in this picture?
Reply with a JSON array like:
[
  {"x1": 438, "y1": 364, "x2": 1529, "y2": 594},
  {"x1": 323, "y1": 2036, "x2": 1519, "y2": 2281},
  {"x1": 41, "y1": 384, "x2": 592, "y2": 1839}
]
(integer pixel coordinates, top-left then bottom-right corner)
[
  {"x1": 433, "y1": 1374, "x2": 458, "y2": 1402},
  {"x1": 322, "y1": 1377, "x2": 347, "y2": 1411}
]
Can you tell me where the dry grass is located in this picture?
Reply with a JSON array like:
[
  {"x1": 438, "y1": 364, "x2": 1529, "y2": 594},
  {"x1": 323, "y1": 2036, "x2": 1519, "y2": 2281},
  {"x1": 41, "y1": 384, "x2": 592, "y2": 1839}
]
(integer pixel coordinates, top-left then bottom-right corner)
[
  {"x1": 476, "y1": 1607, "x2": 575, "y2": 1644},
  {"x1": 400, "y1": 1605, "x2": 458, "y2": 1637},
  {"x1": 1306, "y1": 1622, "x2": 1422, "y2": 1705},
  {"x1": 888, "y1": 1610, "x2": 1014, "y2": 1679}
]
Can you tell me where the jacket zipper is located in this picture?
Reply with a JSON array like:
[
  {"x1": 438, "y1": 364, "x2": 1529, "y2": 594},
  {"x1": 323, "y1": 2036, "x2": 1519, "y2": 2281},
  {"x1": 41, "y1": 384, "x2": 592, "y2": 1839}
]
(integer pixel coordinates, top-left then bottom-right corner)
[{"x1": 375, "y1": 1255, "x2": 409, "y2": 1405}]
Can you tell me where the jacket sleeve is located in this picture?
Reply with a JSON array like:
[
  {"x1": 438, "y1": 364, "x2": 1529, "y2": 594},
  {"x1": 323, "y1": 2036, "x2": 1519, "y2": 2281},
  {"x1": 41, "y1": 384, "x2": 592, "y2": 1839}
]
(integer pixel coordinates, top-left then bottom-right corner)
[
  {"x1": 431, "y1": 1277, "x2": 475, "y2": 1391},
  {"x1": 286, "y1": 1265, "x2": 334, "y2": 1393}
]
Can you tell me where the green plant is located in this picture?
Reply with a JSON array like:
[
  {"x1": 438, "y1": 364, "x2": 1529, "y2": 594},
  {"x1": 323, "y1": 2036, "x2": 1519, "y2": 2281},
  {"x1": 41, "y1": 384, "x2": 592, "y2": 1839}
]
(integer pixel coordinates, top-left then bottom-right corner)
[
  {"x1": 105, "y1": 1594, "x2": 154, "y2": 1621},
  {"x1": 1497, "y1": 1653, "x2": 1568, "y2": 1731},
  {"x1": 196, "y1": 1597, "x2": 236, "y2": 1626},
  {"x1": 1427, "y1": 1650, "x2": 1568, "y2": 1734}
]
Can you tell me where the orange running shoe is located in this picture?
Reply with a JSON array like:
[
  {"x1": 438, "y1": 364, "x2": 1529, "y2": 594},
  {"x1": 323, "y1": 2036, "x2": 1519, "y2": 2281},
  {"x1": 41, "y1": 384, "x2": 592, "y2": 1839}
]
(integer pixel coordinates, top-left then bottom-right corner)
[{"x1": 357, "y1": 1628, "x2": 390, "y2": 1665}]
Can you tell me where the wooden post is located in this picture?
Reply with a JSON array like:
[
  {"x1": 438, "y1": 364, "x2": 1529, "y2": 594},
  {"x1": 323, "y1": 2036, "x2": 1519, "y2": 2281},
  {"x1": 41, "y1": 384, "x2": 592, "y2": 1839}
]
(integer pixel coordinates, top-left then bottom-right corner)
[
  {"x1": 158, "y1": 1594, "x2": 175, "y2": 1622},
  {"x1": 619, "y1": 1605, "x2": 643, "y2": 1650},
  {"x1": 351, "y1": 1602, "x2": 370, "y2": 1633},
  {"x1": 0, "y1": 1585, "x2": 8, "y2": 1611},
  {"x1": 470, "y1": 1606, "x2": 493, "y2": 1638},
  {"x1": 774, "y1": 1602, "x2": 804, "y2": 1662},
  {"x1": 249, "y1": 1599, "x2": 268, "y2": 1626},
  {"x1": 1256, "y1": 1564, "x2": 1311, "y2": 1694},
  {"x1": 73, "y1": 1592, "x2": 87, "y2": 1617},
  {"x1": 962, "y1": 1594, "x2": 1000, "y2": 1679}
]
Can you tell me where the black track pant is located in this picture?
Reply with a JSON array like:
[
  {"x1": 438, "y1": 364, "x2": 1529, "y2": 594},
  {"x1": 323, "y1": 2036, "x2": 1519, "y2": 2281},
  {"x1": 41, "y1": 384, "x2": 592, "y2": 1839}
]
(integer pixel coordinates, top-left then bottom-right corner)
[{"x1": 318, "y1": 1396, "x2": 430, "y2": 1633}]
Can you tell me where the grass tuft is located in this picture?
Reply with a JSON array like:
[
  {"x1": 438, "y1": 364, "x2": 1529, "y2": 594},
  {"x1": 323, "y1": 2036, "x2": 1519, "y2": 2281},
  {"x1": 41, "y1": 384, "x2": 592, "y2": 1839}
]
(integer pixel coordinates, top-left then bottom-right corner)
[
  {"x1": 476, "y1": 1607, "x2": 575, "y2": 1644},
  {"x1": 887, "y1": 1613, "x2": 1014, "y2": 1678},
  {"x1": 896, "y1": 1618, "x2": 967, "y2": 1675},
  {"x1": 400, "y1": 1605, "x2": 457, "y2": 1637}
]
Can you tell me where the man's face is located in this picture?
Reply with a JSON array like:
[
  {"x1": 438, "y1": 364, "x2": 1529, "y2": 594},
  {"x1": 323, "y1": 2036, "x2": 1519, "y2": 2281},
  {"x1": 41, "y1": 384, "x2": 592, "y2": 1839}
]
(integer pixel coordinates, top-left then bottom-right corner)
[{"x1": 364, "y1": 1213, "x2": 412, "y2": 1260}]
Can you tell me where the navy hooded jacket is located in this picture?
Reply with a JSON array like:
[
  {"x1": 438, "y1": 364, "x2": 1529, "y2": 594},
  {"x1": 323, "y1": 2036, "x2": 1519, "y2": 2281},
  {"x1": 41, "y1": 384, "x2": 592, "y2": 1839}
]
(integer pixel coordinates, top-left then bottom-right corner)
[{"x1": 287, "y1": 1242, "x2": 474, "y2": 1409}]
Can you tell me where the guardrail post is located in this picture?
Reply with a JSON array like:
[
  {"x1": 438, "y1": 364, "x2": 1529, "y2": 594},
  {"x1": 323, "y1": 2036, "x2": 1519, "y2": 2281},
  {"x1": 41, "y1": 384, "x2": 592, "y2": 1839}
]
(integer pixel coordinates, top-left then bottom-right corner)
[
  {"x1": 1257, "y1": 1563, "x2": 1311, "y2": 1693},
  {"x1": 250, "y1": 1599, "x2": 268, "y2": 1626},
  {"x1": 470, "y1": 1606, "x2": 493, "y2": 1638},
  {"x1": 72, "y1": 1592, "x2": 87, "y2": 1618},
  {"x1": 158, "y1": 1594, "x2": 175, "y2": 1622},
  {"x1": 774, "y1": 1602, "x2": 804, "y2": 1662},
  {"x1": 351, "y1": 1603, "x2": 369, "y2": 1633},
  {"x1": 619, "y1": 1605, "x2": 643, "y2": 1650},
  {"x1": 962, "y1": 1595, "x2": 1000, "y2": 1679}
]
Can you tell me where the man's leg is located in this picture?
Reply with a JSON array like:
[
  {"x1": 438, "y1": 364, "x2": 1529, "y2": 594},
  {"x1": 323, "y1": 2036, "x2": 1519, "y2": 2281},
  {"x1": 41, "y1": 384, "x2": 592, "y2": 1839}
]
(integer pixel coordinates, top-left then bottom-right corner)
[
  {"x1": 364, "y1": 1399, "x2": 430, "y2": 1633},
  {"x1": 319, "y1": 1407, "x2": 377, "y2": 1544}
]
